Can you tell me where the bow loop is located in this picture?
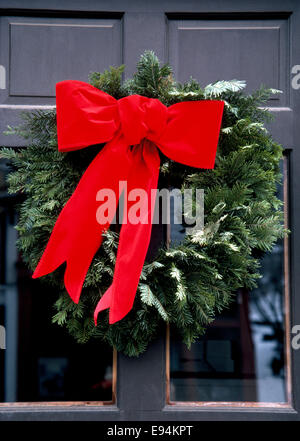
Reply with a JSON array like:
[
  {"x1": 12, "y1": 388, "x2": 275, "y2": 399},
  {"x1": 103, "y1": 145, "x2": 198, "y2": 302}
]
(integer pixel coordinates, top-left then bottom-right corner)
[{"x1": 56, "y1": 80, "x2": 120, "y2": 152}]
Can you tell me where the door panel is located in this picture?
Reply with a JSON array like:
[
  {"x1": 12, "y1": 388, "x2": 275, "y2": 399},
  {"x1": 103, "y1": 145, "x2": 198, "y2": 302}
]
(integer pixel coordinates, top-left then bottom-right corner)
[
  {"x1": 168, "y1": 16, "x2": 292, "y2": 148},
  {"x1": 168, "y1": 18, "x2": 289, "y2": 105},
  {"x1": 9, "y1": 20, "x2": 121, "y2": 97},
  {"x1": 0, "y1": 15, "x2": 122, "y2": 145}
]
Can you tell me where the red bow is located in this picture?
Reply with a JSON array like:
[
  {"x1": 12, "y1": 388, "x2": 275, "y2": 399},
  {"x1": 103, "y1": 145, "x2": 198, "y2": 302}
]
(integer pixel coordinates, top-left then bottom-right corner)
[{"x1": 32, "y1": 80, "x2": 224, "y2": 325}]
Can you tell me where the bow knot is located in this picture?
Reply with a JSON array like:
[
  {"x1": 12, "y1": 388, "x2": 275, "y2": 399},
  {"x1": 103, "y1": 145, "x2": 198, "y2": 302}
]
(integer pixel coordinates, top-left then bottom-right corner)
[
  {"x1": 118, "y1": 95, "x2": 167, "y2": 145},
  {"x1": 33, "y1": 80, "x2": 224, "y2": 325}
]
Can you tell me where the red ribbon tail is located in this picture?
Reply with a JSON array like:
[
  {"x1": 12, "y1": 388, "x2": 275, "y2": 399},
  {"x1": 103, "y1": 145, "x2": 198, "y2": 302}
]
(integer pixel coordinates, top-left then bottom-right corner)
[
  {"x1": 32, "y1": 214, "x2": 99, "y2": 304},
  {"x1": 94, "y1": 286, "x2": 112, "y2": 325},
  {"x1": 33, "y1": 135, "x2": 131, "y2": 305},
  {"x1": 94, "y1": 139, "x2": 160, "y2": 325}
]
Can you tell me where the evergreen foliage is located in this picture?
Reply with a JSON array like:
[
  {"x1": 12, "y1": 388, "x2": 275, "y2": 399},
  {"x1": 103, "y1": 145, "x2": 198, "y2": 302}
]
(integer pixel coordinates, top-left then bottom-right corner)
[{"x1": 1, "y1": 51, "x2": 286, "y2": 356}]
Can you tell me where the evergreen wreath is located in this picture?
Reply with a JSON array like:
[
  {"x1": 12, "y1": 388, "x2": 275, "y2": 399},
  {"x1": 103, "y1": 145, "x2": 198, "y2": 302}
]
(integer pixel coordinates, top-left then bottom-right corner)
[{"x1": 1, "y1": 51, "x2": 286, "y2": 356}]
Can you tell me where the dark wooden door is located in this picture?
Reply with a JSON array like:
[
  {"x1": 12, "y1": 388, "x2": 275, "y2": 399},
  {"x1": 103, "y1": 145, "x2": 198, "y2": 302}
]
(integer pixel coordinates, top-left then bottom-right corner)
[{"x1": 0, "y1": 0, "x2": 299, "y2": 421}]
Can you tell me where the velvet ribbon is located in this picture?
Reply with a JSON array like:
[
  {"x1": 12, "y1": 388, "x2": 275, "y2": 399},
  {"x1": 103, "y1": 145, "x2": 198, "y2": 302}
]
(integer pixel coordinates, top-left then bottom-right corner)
[{"x1": 32, "y1": 80, "x2": 224, "y2": 325}]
